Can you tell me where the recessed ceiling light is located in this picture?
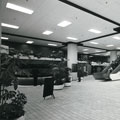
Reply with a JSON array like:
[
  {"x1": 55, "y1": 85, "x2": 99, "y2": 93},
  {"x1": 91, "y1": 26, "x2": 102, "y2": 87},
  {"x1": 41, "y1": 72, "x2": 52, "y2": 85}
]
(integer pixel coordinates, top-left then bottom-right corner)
[
  {"x1": 95, "y1": 54, "x2": 100, "y2": 55},
  {"x1": 105, "y1": 52, "x2": 110, "y2": 55},
  {"x1": 88, "y1": 29, "x2": 101, "y2": 34},
  {"x1": 48, "y1": 43, "x2": 57, "y2": 46},
  {"x1": 26, "y1": 41, "x2": 34, "y2": 44},
  {"x1": 1, "y1": 37, "x2": 9, "y2": 40},
  {"x1": 42, "y1": 30, "x2": 53, "y2": 35},
  {"x1": 6, "y1": 3, "x2": 34, "y2": 14},
  {"x1": 95, "y1": 50, "x2": 101, "y2": 52},
  {"x1": 106, "y1": 44, "x2": 114, "y2": 47},
  {"x1": 112, "y1": 36, "x2": 120, "y2": 40},
  {"x1": 116, "y1": 47, "x2": 120, "y2": 49},
  {"x1": 90, "y1": 41, "x2": 99, "y2": 44},
  {"x1": 57, "y1": 21, "x2": 72, "y2": 27},
  {"x1": 67, "y1": 37, "x2": 78, "y2": 40},
  {"x1": 83, "y1": 49, "x2": 88, "y2": 51},
  {"x1": 1, "y1": 23, "x2": 19, "y2": 29}
]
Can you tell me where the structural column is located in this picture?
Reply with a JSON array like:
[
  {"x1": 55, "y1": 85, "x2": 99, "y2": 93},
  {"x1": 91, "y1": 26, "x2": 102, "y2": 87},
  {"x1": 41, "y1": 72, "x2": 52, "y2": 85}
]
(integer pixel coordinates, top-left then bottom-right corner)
[
  {"x1": 67, "y1": 43, "x2": 78, "y2": 80},
  {"x1": 110, "y1": 51, "x2": 117, "y2": 63}
]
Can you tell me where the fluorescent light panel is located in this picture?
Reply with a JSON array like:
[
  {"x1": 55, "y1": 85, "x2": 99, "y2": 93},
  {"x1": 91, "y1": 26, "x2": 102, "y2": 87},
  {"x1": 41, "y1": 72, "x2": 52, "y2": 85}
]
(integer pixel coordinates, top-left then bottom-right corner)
[
  {"x1": 95, "y1": 54, "x2": 100, "y2": 55},
  {"x1": 1, "y1": 23, "x2": 19, "y2": 29},
  {"x1": 6, "y1": 3, "x2": 34, "y2": 14},
  {"x1": 90, "y1": 41, "x2": 99, "y2": 44},
  {"x1": 106, "y1": 44, "x2": 114, "y2": 47},
  {"x1": 26, "y1": 41, "x2": 34, "y2": 44},
  {"x1": 116, "y1": 47, "x2": 120, "y2": 49},
  {"x1": 67, "y1": 37, "x2": 78, "y2": 40},
  {"x1": 105, "y1": 52, "x2": 110, "y2": 55},
  {"x1": 42, "y1": 30, "x2": 53, "y2": 35},
  {"x1": 57, "y1": 21, "x2": 72, "y2": 27},
  {"x1": 95, "y1": 50, "x2": 101, "y2": 52},
  {"x1": 112, "y1": 36, "x2": 120, "y2": 40},
  {"x1": 1, "y1": 37, "x2": 9, "y2": 40},
  {"x1": 89, "y1": 56, "x2": 93, "y2": 57},
  {"x1": 48, "y1": 43, "x2": 57, "y2": 46},
  {"x1": 83, "y1": 49, "x2": 88, "y2": 51},
  {"x1": 88, "y1": 29, "x2": 101, "y2": 34}
]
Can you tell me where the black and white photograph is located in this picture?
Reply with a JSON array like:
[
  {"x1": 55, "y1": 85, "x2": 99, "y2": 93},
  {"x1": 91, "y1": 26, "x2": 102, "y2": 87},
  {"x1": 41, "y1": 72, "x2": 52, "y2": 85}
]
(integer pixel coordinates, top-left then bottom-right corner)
[{"x1": 1, "y1": 0, "x2": 120, "y2": 120}]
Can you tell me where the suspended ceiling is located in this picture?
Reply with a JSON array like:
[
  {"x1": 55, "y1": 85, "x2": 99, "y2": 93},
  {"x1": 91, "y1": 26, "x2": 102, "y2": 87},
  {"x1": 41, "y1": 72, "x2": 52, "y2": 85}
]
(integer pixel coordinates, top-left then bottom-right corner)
[{"x1": 1, "y1": 0, "x2": 120, "y2": 56}]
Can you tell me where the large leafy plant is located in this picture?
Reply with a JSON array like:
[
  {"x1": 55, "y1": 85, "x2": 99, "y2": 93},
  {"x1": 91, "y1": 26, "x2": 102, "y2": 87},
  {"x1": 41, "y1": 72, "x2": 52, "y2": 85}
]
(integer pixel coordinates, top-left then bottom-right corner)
[{"x1": 0, "y1": 47, "x2": 27, "y2": 120}]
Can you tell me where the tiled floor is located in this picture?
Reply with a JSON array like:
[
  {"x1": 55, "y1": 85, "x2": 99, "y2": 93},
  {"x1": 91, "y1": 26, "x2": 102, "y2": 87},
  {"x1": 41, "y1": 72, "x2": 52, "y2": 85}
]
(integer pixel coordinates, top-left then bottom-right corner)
[{"x1": 19, "y1": 75, "x2": 120, "y2": 120}]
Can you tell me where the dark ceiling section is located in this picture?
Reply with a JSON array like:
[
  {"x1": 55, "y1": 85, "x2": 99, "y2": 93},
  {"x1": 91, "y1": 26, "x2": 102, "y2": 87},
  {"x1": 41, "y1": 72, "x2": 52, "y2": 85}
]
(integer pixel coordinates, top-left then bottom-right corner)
[
  {"x1": 78, "y1": 32, "x2": 119, "y2": 44},
  {"x1": 2, "y1": 32, "x2": 64, "y2": 44},
  {"x1": 80, "y1": 45, "x2": 108, "y2": 51}
]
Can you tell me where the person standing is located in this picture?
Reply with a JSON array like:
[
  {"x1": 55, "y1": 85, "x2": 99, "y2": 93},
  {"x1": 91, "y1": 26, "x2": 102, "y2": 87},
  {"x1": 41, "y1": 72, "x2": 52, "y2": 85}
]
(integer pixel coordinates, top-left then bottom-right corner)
[
  {"x1": 32, "y1": 68, "x2": 39, "y2": 86},
  {"x1": 77, "y1": 67, "x2": 82, "y2": 82}
]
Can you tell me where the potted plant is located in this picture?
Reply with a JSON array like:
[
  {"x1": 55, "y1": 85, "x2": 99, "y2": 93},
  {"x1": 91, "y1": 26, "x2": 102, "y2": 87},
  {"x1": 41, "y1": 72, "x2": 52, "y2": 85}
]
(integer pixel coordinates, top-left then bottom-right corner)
[
  {"x1": 64, "y1": 67, "x2": 72, "y2": 87},
  {"x1": 52, "y1": 65, "x2": 65, "y2": 90},
  {"x1": 50, "y1": 50, "x2": 65, "y2": 90},
  {"x1": 0, "y1": 90, "x2": 27, "y2": 120},
  {"x1": 0, "y1": 47, "x2": 27, "y2": 120}
]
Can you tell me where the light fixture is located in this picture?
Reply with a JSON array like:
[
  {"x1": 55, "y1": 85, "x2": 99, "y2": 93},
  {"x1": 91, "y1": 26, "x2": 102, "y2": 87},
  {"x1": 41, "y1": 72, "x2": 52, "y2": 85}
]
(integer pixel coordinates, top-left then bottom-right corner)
[
  {"x1": 112, "y1": 36, "x2": 120, "y2": 40},
  {"x1": 42, "y1": 30, "x2": 53, "y2": 35},
  {"x1": 67, "y1": 37, "x2": 78, "y2": 40},
  {"x1": 105, "y1": 52, "x2": 110, "y2": 55},
  {"x1": 26, "y1": 41, "x2": 34, "y2": 44},
  {"x1": 95, "y1": 54, "x2": 100, "y2": 55},
  {"x1": 57, "y1": 21, "x2": 72, "y2": 27},
  {"x1": 83, "y1": 49, "x2": 88, "y2": 51},
  {"x1": 1, "y1": 23, "x2": 19, "y2": 29},
  {"x1": 48, "y1": 43, "x2": 57, "y2": 46},
  {"x1": 90, "y1": 41, "x2": 99, "y2": 44},
  {"x1": 116, "y1": 47, "x2": 120, "y2": 49},
  {"x1": 1, "y1": 37, "x2": 9, "y2": 40},
  {"x1": 106, "y1": 44, "x2": 114, "y2": 47},
  {"x1": 6, "y1": 3, "x2": 34, "y2": 14},
  {"x1": 88, "y1": 29, "x2": 101, "y2": 34},
  {"x1": 95, "y1": 50, "x2": 101, "y2": 52},
  {"x1": 89, "y1": 56, "x2": 93, "y2": 57}
]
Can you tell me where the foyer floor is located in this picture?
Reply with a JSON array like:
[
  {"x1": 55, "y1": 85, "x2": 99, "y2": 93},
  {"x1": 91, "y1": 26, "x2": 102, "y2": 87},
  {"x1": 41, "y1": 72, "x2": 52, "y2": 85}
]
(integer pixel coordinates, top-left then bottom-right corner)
[{"x1": 19, "y1": 75, "x2": 120, "y2": 120}]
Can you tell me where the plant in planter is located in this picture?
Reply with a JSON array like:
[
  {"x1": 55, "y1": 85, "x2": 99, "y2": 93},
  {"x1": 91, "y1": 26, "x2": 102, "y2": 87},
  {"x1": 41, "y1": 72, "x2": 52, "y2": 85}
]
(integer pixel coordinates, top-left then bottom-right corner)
[
  {"x1": 64, "y1": 67, "x2": 72, "y2": 87},
  {"x1": 52, "y1": 65, "x2": 65, "y2": 90},
  {"x1": 50, "y1": 50, "x2": 69, "y2": 89},
  {"x1": 52, "y1": 59, "x2": 67, "y2": 90},
  {"x1": 0, "y1": 47, "x2": 27, "y2": 120},
  {"x1": 0, "y1": 90, "x2": 27, "y2": 120}
]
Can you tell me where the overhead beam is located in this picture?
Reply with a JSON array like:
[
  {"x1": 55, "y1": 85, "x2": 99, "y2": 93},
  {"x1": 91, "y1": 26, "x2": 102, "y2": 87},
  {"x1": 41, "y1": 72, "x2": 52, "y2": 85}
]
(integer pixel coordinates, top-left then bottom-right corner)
[
  {"x1": 90, "y1": 51, "x2": 108, "y2": 55},
  {"x1": 78, "y1": 32, "x2": 118, "y2": 43},
  {"x1": 2, "y1": 32, "x2": 65, "y2": 44},
  {"x1": 79, "y1": 45, "x2": 108, "y2": 51},
  {"x1": 58, "y1": 0, "x2": 120, "y2": 26}
]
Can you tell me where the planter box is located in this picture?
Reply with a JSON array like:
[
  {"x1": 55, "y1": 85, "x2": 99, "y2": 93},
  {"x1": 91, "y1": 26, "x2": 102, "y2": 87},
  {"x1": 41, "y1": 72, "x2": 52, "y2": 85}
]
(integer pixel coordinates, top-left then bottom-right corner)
[
  {"x1": 16, "y1": 116, "x2": 25, "y2": 120},
  {"x1": 54, "y1": 84, "x2": 64, "y2": 90},
  {"x1": 64, "y1": 82, "x2": 71, "y2": 87}
]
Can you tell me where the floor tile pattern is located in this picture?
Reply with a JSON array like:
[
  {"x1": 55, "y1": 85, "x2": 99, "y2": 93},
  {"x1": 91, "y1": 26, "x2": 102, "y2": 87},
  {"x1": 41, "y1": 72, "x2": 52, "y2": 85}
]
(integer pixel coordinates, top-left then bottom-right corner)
[{"x1": 19, "y1": 76, "x2": 120, "y2": 120}]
